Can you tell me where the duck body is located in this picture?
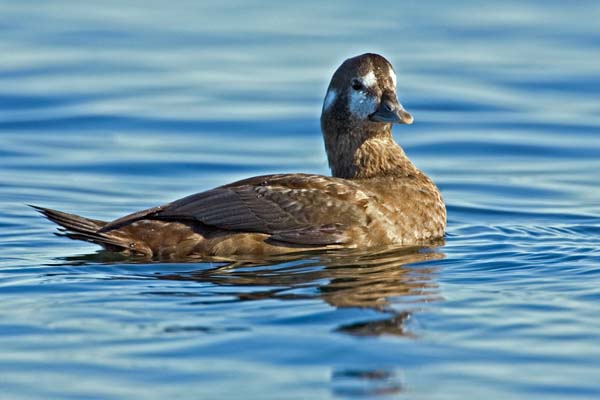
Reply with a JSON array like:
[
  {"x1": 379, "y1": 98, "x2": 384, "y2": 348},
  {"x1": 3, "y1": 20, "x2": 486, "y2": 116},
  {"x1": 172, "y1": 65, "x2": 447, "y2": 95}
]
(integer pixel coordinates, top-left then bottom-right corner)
[{"x1": 34, "y1": 53, "x2": 446, "y2": 260}]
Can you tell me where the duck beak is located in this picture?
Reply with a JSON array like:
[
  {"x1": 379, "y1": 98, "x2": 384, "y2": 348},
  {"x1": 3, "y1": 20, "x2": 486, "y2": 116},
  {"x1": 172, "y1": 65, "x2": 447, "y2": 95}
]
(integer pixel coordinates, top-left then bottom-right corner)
[{"x1": 368, "y1": 93, "x2": 414, "y2": 124}]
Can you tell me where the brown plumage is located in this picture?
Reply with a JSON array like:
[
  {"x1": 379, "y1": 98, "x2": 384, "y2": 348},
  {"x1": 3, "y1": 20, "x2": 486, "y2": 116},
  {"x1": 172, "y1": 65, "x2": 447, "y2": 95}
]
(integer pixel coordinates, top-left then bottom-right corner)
[{"x1": 33, "y1": 53, "x2": 446, "y2": 260}]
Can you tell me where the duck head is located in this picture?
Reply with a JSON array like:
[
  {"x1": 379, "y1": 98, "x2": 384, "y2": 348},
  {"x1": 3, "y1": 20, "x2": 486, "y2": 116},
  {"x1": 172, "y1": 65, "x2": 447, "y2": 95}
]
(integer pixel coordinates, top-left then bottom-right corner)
[
  {"x1": 320, "y1": 53, "x2": 414, "y2": 178},
  {"x1": 321, "y1": 53, "x2": 412, "y2": 128}
]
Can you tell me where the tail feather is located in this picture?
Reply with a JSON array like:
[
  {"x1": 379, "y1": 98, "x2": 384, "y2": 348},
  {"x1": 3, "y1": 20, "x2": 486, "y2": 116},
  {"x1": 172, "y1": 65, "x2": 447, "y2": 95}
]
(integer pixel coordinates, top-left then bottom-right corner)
[{"x1": 30, "y1": 205, "x2": 132, "y2": 251}]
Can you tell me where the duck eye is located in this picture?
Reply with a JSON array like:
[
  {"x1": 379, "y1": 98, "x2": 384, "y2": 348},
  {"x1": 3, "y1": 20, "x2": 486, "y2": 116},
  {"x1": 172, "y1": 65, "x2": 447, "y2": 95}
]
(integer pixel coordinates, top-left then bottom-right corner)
[{"x1": 351, "y1": 79, "x2": 364, "y2": 91}]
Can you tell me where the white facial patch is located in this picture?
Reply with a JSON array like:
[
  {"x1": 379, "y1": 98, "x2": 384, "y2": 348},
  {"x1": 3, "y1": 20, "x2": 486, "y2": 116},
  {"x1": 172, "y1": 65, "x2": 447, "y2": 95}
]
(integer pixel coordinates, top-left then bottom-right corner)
[
  {"x1": 323, "y1": 88, "x2": 337, "y2": 111},
  {"x1": 346, "y1": 70, "x2": 378, "y2": 119},
  {"x1": 362, "y1": 70, "x2": 377, "y2": 88},
  {"x1": 349, "y1": 89, "x2": 377, "y2": 119}
]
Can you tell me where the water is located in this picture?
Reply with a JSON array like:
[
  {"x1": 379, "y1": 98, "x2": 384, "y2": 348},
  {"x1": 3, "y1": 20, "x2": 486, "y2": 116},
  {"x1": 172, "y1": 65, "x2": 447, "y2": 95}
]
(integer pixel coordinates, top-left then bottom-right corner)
[{"x1": 1, "y1": 1, "x2": 600, "y2": 398}]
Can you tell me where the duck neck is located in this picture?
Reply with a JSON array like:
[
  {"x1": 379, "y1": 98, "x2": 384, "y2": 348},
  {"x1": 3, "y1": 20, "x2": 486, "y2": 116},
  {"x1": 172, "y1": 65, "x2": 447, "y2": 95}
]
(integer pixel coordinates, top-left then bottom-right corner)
[{"x1": 322, "y1": 122, "x2": 418, "y2": 180}]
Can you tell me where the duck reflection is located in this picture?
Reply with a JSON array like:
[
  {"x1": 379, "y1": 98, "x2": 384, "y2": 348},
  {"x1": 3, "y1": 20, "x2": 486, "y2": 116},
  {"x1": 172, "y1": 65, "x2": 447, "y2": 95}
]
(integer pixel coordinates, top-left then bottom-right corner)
[
  {"x1": 153, "y1": 243, "x2": 445, "y2": 337},
  {"x1": 59, "y1": 243, "x2": 444, "y2": 337},
  {"x1": 332, "y1": 368, "x2": 404, "y2": 397}
]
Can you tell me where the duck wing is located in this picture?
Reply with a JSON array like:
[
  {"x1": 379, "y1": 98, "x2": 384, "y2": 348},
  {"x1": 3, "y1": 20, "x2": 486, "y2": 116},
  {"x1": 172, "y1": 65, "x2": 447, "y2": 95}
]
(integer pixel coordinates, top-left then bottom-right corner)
[{"x1": 99, "y1": 174, "x2": 370, "y2": 245}]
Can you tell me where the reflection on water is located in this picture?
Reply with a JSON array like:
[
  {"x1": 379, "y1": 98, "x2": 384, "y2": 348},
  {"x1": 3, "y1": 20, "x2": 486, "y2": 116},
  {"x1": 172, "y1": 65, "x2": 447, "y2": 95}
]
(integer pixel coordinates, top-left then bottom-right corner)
[
  {"x1": 71, "y1": 245, "x2": 443, "y2": 337},
  {"x1": 151, "y1": 245, "x2": 441, "y2": 395},
  {"x1": 49, "y1": 245, "x2": 444, "y2": 396},
  {"x1": 160, "y1": 246, "x2": 441, "y2": 306},
  {"x1": 332, "y1": 369, "x2": 404, "y2": 397}
]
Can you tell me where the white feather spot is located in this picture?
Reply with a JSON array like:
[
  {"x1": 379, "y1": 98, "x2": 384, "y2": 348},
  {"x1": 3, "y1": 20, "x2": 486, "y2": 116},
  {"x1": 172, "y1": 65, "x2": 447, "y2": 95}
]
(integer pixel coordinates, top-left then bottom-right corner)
[
  {"x1": 362, "y1": 70, "x2": 377, "y2": 88},
  {"x1": 322, "y1": 88, "x2": 337, "y2": 111},
  {"x1": 349, "y1": 89, "x2": 377, "y2": 119},
  {"x1": 389, "y1": 67, "x2": 397, "y2": 88}
]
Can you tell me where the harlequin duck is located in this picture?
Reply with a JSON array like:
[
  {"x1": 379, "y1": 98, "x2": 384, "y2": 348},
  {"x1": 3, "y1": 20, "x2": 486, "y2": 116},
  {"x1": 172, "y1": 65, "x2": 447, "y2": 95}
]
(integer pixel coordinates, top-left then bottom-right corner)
[{"x1": 33, "y1": 53, "x2": 446, "y2": 260}]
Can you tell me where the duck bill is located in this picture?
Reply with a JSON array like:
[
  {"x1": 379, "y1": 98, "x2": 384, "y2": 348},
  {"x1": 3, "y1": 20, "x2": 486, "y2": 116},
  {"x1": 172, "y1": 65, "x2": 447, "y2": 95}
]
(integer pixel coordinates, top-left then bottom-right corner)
[{"x1": 369, "y1": 98, "x2": 414, "y2": 124}]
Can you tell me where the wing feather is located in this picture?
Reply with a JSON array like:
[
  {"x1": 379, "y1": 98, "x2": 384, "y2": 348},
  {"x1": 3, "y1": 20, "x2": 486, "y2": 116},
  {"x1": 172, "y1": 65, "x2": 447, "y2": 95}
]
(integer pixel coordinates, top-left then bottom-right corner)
[{"x1": 101, "y1": 174, "x2": 370, "y2": 245}]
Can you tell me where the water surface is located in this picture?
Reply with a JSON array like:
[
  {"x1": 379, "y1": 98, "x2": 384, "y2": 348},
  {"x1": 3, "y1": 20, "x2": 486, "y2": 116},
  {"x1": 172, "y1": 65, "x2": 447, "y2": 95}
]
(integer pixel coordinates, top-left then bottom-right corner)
[{"x1": 1, "y1": 1, "x2": 600, "y2": 399}]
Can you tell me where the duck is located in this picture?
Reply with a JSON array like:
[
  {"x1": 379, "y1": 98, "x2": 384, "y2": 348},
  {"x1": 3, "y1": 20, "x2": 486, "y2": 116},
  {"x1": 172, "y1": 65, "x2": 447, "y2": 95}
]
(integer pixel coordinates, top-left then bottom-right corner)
[{"x1": 33, "y1": 53, "x2": 446, "y2": 260}]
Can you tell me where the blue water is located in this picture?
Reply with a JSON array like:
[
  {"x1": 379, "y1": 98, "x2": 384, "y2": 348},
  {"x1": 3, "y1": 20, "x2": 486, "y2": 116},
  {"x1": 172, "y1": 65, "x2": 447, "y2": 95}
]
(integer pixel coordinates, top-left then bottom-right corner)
[{"x1": 1, "y1": 1, "x2": 600, "y2": 399}]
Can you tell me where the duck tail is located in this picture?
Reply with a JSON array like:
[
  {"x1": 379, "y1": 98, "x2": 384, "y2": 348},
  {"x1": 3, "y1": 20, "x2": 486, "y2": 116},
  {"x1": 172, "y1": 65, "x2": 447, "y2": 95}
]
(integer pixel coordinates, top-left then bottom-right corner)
[{"x1": 30, "y1": 205, "x2": 134, "y2": 252}]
